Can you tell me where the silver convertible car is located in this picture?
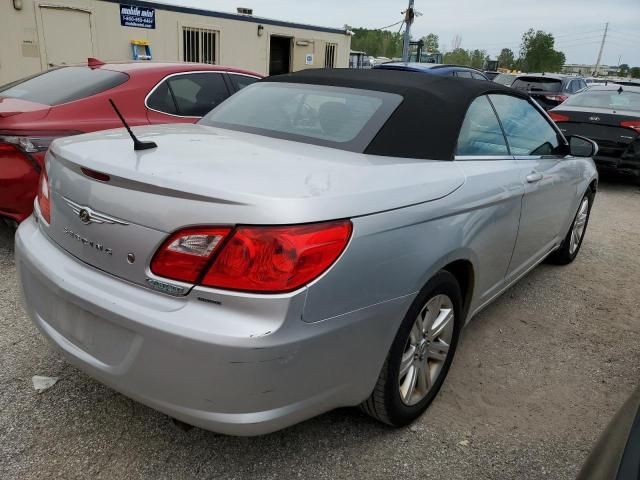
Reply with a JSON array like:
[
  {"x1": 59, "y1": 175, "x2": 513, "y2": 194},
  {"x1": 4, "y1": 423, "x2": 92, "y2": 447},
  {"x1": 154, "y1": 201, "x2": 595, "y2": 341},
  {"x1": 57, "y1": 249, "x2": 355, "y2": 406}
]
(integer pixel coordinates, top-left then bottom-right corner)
[{"x1": 16, "y1": 69, "x2": 598, "y2": 435}]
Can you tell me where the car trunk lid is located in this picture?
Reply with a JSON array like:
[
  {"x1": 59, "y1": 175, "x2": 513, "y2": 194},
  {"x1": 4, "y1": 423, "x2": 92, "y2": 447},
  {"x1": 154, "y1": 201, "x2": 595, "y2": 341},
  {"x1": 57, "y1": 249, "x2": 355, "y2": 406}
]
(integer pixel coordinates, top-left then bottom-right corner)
[{"x1": 43, "y1": 124, "x2": 465, "y2": 289}]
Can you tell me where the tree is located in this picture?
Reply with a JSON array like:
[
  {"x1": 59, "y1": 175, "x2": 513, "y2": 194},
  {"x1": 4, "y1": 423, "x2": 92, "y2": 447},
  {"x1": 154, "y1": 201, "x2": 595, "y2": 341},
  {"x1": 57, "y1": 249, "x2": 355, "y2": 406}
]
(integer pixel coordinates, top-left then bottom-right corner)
[
  {"x1": 630, "y1": 67, "x2": 640, "y2": 79},
  {"x1": 443, "y1": 48, "x2": 470, "y2": 66},
  {"x1": 519, "y1": 29, "x2": 565, "y2": 72},
  {"x1": 350, "y1": 28, "x2": 404, "y2": 58},
  {"x1": 497, "y1": 48, "x2": 515, "y2": 69},
  {"x1": 421, "y1": 33, "x2": 439, "y2": 53},
  {"x1": 618, "y1": 64, "x2": 630, "y2": 76},
  {"x1": 469, "y1": 49, "x2": 487, "y2": 69},
  {"x1": 451, "y1": 34, "x2": 462, "y2": 51}
]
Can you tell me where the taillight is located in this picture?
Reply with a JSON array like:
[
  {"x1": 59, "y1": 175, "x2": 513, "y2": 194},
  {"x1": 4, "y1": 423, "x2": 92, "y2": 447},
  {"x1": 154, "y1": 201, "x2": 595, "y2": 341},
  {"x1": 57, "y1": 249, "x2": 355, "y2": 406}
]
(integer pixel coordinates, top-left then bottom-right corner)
[
  {"x1": 150, "y1": 227, "x2": 232, "y2": 283},
  {"x1": 620, "y1": 120, "x2": 640, "y2": 133},
  {"x1": 37, "y1": 169, "x2": 51, "y2": 224},
  {"x1": 150, "y1": 220, "x2": 352, "y2": 293},
  {"x1": 544, "y1": 94, "x2": 568, "y2": 103},
  {"x1": 549, "y1": 112, "x2": 570, "y2": 123},
  {"x1": 0, "y1": 131, "x2": 78, "y2": 170}
]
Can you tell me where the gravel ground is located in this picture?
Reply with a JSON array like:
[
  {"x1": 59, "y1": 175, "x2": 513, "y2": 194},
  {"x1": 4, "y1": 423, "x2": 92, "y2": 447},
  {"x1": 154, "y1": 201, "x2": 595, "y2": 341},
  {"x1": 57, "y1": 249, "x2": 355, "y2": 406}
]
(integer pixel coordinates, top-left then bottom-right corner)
[{"x1": 1, "y1": 179, "x2": 639, "y2": 480}]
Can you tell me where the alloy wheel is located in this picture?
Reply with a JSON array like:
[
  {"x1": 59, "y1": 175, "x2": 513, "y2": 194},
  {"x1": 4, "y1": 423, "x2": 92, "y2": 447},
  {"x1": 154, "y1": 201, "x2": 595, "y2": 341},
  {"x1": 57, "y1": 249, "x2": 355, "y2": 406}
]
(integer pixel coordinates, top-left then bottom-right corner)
[
  {"x1": 398, "y1": 294, "x2": 455, "y2": 406},
  {"x1": 569, "y1": 197, "x2": 590, "y2": 255}
]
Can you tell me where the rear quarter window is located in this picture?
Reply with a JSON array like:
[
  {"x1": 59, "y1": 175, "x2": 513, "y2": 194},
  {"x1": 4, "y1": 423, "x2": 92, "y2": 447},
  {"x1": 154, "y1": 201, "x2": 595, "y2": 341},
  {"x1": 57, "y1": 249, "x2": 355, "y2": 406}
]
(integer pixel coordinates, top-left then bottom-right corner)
[
  {"x1": 511, "y1": 77, "x2": 562, "y2": 93},
  {"x1": 0, "y1": 67, "x2": 128, "y2": 105}
]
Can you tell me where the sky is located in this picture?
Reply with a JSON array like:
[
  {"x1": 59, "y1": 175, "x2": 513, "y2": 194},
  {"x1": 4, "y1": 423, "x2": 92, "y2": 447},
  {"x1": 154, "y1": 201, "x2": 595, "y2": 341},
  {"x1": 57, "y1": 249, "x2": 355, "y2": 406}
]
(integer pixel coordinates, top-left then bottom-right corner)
[{"x1": 161, "y1": 0, "x2": 640, "y2": 67}]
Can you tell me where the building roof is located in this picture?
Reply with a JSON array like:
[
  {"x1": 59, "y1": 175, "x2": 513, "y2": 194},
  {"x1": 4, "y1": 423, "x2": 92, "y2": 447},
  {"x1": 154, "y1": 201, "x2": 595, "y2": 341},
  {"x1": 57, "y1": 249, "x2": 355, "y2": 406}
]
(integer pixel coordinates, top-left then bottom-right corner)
[
  {"x1": 264, "y1": 68, "x2": 528, "y2": 160},
  {"x1": 100, "y1": 0, "x2": 348, "y2": 35}
]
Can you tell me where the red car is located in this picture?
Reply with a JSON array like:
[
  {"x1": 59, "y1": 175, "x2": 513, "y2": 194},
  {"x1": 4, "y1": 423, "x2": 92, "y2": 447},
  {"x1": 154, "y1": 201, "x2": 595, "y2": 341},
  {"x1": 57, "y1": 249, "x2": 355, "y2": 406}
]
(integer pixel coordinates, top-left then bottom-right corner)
[{"x1": 0, "y1": 60, "x2": 262, "y2": 223}]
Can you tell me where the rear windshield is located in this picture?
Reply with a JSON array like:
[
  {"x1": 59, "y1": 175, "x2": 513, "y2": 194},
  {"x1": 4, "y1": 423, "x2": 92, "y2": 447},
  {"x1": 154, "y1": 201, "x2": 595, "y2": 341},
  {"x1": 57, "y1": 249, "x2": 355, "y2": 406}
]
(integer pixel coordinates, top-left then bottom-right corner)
[
  {"x1": 199, "y1": 82, "x2": 403, "y2": 152},
  {"x1": 493, "y1": 73, "x2": 516, "y2": 86},
  {"x1": 511, "y1": 77, "x2": 562, "y2": 92},
  {"x1": 563, "y1": 90, "x2": 640, "y2": 112},
  {"x1": 0, "y1": 67, "x2": 128, "y2": 106}
]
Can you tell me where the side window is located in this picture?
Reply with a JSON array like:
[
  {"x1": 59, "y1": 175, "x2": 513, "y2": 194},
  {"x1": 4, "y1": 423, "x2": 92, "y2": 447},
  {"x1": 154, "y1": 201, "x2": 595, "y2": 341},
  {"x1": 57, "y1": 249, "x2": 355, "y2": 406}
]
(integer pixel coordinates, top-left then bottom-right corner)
[
  {"x1": 228, "y1": 74, "x2": 259, "y2": 91},
  {"x1": 456, "y1": 70, "x2": 473, "y2": 79},
  {"x1": 566, "y1": 80, "x2": 577, "y2": 93},
  {"x1": 166, "y1": 73, "x2": 229, "y2": 117},
  {"x1": 471, "y1": 72, "x2": 486, "y2": 81},
  {"x1": 456, "y1": 95, "x2": 509, "y2": 156},
  {"x1": 489, "y1": 94, "x2": 562, "y2": 156},
  {"x1": 147, "y1": 80, "x2": 178, "y2": 115}
]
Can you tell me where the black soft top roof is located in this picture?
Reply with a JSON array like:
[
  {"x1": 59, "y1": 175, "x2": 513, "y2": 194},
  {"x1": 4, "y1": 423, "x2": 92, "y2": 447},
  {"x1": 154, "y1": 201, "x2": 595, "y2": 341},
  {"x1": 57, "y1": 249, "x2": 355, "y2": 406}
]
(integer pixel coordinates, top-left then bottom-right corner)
[{"x1": 264, "y1": 68, "x2": 529, "y2": 160}]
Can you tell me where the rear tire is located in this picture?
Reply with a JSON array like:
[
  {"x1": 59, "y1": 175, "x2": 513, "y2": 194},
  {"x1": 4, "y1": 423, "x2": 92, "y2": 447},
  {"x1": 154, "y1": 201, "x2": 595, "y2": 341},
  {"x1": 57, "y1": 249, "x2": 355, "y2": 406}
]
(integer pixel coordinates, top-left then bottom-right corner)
[
  {"x1": 360, "y1": 270, "x2": 462, "y2": 427},
  {"x1": 548, "y1": 190, "x2": 594, "y2": 265}
]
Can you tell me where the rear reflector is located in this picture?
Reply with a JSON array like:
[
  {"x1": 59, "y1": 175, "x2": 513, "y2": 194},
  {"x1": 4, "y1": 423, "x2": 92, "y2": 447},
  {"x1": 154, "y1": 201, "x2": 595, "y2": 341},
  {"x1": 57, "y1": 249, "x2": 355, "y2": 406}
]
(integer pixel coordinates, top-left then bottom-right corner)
[
  {"x1": 549, "y1": 112, "x2": 570, "y2": 123},
  {"x1": 150, "y1": 220, "x2": 353, "y2": 293},
  {"x1": 620, "y1": 120, "x2": 640, "y2": 133},
  {"x1": 37, "y1": 169, "x2": 51, "y2": 224}
]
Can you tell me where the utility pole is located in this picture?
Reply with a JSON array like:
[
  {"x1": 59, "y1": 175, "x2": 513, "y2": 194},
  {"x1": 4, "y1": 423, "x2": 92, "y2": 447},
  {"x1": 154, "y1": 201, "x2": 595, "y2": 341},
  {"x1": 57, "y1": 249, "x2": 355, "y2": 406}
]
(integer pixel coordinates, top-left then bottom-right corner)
[
  {"x1": 401, "y1": 0, "x2": 415, "y2": 62},
  {"x1": 593, "y1": 22, "x2": 608, "y2": 76}
]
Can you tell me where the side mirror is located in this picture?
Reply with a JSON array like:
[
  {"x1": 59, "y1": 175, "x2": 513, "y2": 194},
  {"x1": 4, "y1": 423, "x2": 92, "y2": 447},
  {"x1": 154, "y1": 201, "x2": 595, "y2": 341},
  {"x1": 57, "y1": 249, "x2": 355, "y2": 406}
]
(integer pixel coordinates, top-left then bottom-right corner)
[{"x1": 568, "y1": 135, "x2": 598, "y2": 157}]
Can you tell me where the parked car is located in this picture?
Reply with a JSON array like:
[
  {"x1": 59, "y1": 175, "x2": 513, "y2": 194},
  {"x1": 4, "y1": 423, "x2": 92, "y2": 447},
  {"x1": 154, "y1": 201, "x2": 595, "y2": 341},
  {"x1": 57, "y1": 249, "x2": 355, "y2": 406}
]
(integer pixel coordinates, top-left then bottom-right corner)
[
  {"x1": 492, "y1": 72, "x2": 521, "y2": 87},
  {"x1": 483, "y1": 70, "x2": 500, "y2": 80},
  {"x1": 577, "y1": 386, "x2": 640, "y2": 480},
  {"x1": 16, "y1": 68, "x2": 598, "y2": 436},
  {"x1": 549, "y1": 85, "x2": 640, "y2": 181},
  {"x1": 373, "y1": 62, "x2": 489, "y2": 80},
  {"x1": 511, "y1": 74, "x2": 587, "y2": 110},
  {"x1": 0, "y1": 60, "x2": 261, "y2": 224}
]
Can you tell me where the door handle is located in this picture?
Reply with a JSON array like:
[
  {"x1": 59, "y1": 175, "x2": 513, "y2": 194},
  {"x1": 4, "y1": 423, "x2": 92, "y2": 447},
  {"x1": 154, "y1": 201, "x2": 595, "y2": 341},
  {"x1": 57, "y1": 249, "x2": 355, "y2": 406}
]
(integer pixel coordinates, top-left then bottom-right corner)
[{"x1": 526, "y1": 172, "x2": 543, "y2": 183}]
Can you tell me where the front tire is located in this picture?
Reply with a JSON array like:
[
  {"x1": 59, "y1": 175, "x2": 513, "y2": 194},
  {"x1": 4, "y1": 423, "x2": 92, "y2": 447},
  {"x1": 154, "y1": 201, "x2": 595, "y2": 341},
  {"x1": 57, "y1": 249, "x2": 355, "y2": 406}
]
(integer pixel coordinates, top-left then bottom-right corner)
[
  {"x1": 548, "y1": 190, "x2": 594, "y2": 265},
  {"x1": 360, "y1": 270, "x2": 462, "y2": 427}
]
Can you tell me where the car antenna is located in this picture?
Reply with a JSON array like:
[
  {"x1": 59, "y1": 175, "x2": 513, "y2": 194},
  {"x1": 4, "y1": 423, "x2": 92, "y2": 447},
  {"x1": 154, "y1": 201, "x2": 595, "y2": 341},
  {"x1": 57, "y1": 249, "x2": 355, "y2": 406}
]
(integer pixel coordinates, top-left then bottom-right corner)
[
  {"x1": 617, "y1": 86, "x2": 624, "y2": 94},
  {"x1": 108, "y1": 99, "x2": 157, "y2": 151}
]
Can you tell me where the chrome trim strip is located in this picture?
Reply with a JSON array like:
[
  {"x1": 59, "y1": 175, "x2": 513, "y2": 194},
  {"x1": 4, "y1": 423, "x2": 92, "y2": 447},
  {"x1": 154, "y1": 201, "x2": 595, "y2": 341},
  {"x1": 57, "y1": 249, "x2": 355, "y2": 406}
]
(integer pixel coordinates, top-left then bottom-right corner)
[
  {"x1": 454, "y1": 155, "x2": 515, "y2": 161},
  {"x1": 62, "y1": 197, "x2": 129, "y2": 226},
  {"x1": 144, "y1": 70, "x2": 261, "y2": 119}
]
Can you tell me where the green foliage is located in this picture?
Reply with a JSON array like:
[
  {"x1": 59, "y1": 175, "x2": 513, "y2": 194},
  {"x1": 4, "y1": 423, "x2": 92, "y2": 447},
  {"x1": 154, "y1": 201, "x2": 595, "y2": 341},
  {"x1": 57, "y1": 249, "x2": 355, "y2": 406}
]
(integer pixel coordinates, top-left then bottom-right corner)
[
  {"x1": 497, "y1": 48, "x2": 516, "y2": 69},
  {"x1": 351, "y1": 28, "x2": 404, "y2": 58},
  {"x1": 443, "y1": 48, "x2": 470, "y2": 66},
  {"x1": 421, "y1": 33, "x2": 439, "y2": 53},
  {"x1": 469, "y1": 49, "x2": 487, "y2": 69},
  {"x1": 519, "y1": 29, "x2": 565, "y2": 72},
  {"x1": 630, "y1": 67, "x2": 640, "y2": 79},
  {"x1": 618, "y1": 64, "x2": 630, "y2": 76}
]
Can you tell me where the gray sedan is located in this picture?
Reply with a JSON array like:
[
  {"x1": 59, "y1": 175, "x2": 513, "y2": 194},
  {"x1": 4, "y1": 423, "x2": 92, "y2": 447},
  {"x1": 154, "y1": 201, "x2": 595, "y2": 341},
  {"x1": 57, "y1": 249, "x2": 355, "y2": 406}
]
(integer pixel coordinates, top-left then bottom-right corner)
[{"x1": 16, "y1": 69, "x2": 598, "y2": 435}]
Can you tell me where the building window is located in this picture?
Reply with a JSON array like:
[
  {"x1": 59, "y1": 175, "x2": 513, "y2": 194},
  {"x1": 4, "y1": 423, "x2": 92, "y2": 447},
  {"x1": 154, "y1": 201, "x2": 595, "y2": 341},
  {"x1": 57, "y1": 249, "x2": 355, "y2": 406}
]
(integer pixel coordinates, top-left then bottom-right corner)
[
  {"x1": 324, "y1": 43, "x2": 337, "y2": 68},
  {"x1": 182, "y1": 27, "x2": 217, "y2": 64}
]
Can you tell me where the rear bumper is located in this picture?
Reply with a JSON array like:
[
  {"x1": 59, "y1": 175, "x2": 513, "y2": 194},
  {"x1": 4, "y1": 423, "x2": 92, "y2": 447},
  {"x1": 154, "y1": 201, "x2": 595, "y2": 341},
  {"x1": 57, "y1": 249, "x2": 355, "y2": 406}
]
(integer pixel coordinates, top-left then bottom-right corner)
[
  {"x1": 16, "y1": 217, "x2": 412, "y2": 435},
  {"x1": 594, "y1": 155, "x2": 640, "y2": 177}
]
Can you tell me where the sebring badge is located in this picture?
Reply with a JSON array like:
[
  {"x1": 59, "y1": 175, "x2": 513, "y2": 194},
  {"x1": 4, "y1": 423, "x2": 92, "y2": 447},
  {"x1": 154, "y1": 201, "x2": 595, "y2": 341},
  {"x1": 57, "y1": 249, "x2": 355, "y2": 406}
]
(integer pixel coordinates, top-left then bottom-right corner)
[{"x1": 63, "y1": 197, "x2": 129, "y2": 226}]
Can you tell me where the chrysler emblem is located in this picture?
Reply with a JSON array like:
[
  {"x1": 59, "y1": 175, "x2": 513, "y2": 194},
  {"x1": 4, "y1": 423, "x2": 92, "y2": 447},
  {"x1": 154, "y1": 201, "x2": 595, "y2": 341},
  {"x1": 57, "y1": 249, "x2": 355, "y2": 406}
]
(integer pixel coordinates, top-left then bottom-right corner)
[
  {"x1": 589, "y1": 116, "x2": 600, "y2": 121},
  {"x1": 78, "y1": 209, "x2": 91, "y2": 224},
  {"x1": 62, "y1": 197, "x2": 129, "y2": 226}
]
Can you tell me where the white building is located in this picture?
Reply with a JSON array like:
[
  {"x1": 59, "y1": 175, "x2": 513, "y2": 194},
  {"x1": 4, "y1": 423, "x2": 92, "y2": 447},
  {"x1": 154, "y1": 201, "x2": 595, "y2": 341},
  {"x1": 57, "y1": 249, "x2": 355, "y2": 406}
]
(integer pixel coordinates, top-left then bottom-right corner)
[
  {"x1": 562, "y1": 63, "x2": 619, "y2": 77},
  {"x1": 0, "y1": 0, "x2": 352, "y2": 84}
]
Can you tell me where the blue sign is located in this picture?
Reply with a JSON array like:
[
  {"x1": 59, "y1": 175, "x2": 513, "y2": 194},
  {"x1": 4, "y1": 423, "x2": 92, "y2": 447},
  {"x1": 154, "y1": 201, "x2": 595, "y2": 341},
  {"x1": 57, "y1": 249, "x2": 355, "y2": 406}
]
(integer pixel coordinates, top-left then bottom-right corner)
[{"x1": 120, "y1": 4, "x2": 155, "y2": 29}]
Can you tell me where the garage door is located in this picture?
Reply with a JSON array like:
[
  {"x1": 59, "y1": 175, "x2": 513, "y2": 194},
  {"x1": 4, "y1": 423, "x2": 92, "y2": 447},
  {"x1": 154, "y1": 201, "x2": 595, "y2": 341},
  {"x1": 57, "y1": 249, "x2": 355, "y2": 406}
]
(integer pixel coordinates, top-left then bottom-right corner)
[{"x1": 40, "y1": 6, "x2": 94, "y2": 67}]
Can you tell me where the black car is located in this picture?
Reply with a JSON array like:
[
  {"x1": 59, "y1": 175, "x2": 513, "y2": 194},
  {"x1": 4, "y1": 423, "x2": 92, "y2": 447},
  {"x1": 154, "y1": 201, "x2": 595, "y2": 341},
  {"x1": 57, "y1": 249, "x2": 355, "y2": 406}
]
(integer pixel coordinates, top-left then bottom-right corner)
[
  {"x1": 372, "y1": 62, "x2": 489, "y2": 80},
  {"x1": 483, "y1": 70, "x2": 500, "y2": 80},
  {"x1": 577, "y1": 386, "x2": 640, "y2": 480},
  {"x1": 549, "y1": 85, "x2": 640, "y2": 181},
  {"x1": 511, "y1": 74, "x2": 587, "y2": 110},
  {"x1": 492, "y1": 72, "x2": 522, "y2": 87}
]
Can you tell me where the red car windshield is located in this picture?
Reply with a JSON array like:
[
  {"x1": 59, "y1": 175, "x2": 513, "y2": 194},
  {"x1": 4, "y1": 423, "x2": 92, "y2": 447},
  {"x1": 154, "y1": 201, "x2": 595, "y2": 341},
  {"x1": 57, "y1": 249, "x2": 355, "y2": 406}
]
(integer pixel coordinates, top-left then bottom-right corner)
[{"x1": 0, "y1": 67, "x2": 128, "y2": 106}]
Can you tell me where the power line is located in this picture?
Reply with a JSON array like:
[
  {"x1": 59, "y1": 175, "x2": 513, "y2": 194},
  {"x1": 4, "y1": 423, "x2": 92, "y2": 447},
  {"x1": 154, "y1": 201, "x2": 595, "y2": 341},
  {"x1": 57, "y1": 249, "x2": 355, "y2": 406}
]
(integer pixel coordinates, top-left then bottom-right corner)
[{"x1": 375, "y1": 20, "x2": 404, "y2": 30}]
